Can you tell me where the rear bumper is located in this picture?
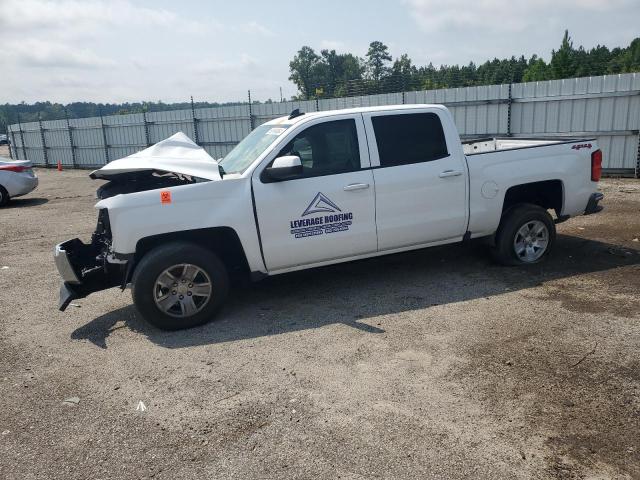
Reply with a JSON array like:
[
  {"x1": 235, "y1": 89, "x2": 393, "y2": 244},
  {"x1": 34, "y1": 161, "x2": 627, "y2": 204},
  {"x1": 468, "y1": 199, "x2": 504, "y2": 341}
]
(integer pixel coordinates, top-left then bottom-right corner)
[
  {"x1": 584, "y1": 192, "x2": 604, "y2": 215},
  {"x1": 10, "y1": 174, "x2": 38, "y2": 197},
  {"x1": 53, "y1": 238, "x2": 124, "y2": 311}
]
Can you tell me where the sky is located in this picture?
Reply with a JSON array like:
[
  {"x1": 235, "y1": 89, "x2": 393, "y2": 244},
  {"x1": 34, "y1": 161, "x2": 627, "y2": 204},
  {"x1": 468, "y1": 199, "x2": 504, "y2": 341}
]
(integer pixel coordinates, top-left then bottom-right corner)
[{"x1": 0, "y1": 0, "x2": 638, "y2": 104}]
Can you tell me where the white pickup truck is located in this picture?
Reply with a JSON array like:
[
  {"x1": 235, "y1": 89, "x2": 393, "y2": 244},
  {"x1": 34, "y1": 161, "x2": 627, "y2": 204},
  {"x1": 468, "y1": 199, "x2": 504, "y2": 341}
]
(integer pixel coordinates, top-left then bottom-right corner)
[{"x1": 54, "y1": 104, "x2": 604, "y2": 330}]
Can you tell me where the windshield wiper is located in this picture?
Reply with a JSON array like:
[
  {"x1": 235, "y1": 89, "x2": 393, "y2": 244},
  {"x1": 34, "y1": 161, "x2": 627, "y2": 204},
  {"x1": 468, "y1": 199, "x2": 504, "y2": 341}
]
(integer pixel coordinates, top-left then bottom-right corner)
[{"x1": 218, "y1": 165, "x2": 226, "y2": 178}]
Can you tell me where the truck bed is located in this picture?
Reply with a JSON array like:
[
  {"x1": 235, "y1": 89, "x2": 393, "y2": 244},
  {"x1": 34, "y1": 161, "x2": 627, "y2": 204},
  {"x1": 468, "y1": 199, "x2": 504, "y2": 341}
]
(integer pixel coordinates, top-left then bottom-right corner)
[
  {"x1": 463, "y1": 137, "x2": 595, "y2": 155},
  {"x1": 463, "y1": 136, "x2": 599, "y2": 238}
]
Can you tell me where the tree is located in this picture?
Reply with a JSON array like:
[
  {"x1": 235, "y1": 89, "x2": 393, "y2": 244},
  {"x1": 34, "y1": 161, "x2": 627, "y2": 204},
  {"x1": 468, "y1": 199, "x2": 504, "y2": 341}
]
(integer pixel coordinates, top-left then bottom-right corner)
[
  {"x1": 610, "y1": 38, "x2": 640, "y2": 73},
  {"x1": 5, "y1": 33, "x2": 640, "y2": 135},
  {"x1": 417, "y1": 62, "x2": 440, "y2": 90},
  {"x1": 314, "y1": 49, "x2": 364, "y2": 97},
  {"x1": 523, "y1": 55, "x2": 550, "y2": 82},
  {"x1": 288, "y1": 46, "x2": 321, "y2": 100},
  {"x1": 391, "y1": 54, "x2": 418, "y2": 90},
  {"x1": 392, "y1": 53, "x2": 415, "y2": 76},
  {"x1": 336, "y1": 54, "x2": 366, "y2": 96},
  {"x1": 550, "y1": 30, "x2": 576, "y2": 79},
  {"x1": 366, "y1": 41, "x2": 392, "y2": 83},
  {"x1": 586, "y1": 45, "x2": 612, "y2": 76},
  {"x1": 459, "y1": 62, "x2": 478, "y2": 87}
]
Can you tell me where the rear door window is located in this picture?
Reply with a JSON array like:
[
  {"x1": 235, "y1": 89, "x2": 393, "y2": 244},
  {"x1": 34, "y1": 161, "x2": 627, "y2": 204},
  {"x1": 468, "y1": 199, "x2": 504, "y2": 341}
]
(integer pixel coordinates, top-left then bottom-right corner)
[{"x1": 371, "y1": 113, "x2": 448, "y2": 167}]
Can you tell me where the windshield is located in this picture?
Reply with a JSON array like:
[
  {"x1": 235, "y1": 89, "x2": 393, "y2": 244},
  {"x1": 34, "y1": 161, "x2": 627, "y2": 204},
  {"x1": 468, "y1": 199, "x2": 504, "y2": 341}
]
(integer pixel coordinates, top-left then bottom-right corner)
[{"x1": 219, "y1": 124, "x2": 290, "y2": 174}]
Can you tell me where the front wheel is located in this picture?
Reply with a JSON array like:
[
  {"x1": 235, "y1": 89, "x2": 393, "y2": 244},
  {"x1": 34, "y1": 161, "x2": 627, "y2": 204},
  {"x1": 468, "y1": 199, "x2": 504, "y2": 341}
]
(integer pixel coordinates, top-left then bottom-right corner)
[
  {"x1": 492, "y1": 204, "x2": 556, "y2": 266},
  {"x1": 132, "y1": 242, "x2": 229, "y2": 330}
]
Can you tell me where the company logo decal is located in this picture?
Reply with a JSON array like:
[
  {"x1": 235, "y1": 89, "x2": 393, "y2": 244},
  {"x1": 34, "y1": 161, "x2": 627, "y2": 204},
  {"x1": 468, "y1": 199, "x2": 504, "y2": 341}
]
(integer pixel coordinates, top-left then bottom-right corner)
[
  {"x1": 571, "y1": 143, "x2": 592, "y2": 150},
  {"x1": 302, "y1": 192, "x2": 342, "y2": 216},
  {"x1": 290, "y1": 192, "x2": 353, "y2": 239}
]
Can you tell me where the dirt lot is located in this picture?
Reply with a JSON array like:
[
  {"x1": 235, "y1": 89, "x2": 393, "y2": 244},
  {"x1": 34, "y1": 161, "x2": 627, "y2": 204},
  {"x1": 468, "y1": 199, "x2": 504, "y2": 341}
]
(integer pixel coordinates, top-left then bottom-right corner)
[{"x1": 0, "y1": 168, "x2": 638, "y2": 480}]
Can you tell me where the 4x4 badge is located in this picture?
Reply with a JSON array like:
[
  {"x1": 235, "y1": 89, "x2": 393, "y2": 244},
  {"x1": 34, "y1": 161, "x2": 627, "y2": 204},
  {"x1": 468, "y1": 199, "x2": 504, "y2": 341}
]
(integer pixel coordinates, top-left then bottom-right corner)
[{"x1": 302, "y1": 192, "x2": 342, "y2": 216}]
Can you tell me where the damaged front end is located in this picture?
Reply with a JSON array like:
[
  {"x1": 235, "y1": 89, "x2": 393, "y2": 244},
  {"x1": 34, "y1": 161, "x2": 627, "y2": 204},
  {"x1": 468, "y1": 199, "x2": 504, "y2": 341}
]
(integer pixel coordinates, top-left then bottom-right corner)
[
  {"x1": 94, "y1": 170, "x2": 198, "y2": 200},
  {"x1": 54, "y1": 132, "x2": 222, "y2": 311},
  {"x1": 54, "y1": 209, "x2": 129, "y2": 311}
]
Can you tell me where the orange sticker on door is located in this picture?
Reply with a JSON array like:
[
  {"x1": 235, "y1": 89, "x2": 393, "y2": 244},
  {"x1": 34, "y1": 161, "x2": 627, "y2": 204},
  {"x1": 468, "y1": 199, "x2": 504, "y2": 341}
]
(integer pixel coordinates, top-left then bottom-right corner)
[{"x1": 160, "y1": 190, "x2": 172, "y2": 204}]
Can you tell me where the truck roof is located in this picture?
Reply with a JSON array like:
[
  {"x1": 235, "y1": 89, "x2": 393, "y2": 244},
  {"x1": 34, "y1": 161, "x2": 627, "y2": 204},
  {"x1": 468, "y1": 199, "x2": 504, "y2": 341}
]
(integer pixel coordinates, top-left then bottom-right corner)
[{"x1": 264, "y1": 103, "x2": 447, "y2": 127}]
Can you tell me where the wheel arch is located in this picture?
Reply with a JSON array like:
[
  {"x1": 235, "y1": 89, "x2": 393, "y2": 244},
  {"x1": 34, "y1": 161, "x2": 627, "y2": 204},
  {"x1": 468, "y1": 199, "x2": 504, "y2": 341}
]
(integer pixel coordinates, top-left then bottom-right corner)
[
  {"x1": 501, "y1": 179, "x2": 564, "y2": 217},
  {"x1": 134, "y1": 226, "x2": 250, "y2": 280}
]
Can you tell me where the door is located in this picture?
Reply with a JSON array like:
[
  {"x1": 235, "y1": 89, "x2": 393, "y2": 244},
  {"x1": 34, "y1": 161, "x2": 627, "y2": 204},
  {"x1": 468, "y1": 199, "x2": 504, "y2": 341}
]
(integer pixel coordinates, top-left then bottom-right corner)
[
  {"x1": 252, "y1": 115, "x2": 377, "y2": 271},
  {"x1": 363, "y1": 109, "x2": 468, "y2": 251}
]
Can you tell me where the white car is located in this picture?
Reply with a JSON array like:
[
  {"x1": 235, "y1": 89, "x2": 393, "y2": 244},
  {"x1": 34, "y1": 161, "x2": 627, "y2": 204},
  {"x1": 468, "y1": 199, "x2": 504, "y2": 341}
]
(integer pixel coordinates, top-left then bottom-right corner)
[
  {"x1": 54, "y1": 104, "x2": 603, "y2": 330},
  {"x1": 0, "y1": 157, "x2": 38, "y2": 206}
]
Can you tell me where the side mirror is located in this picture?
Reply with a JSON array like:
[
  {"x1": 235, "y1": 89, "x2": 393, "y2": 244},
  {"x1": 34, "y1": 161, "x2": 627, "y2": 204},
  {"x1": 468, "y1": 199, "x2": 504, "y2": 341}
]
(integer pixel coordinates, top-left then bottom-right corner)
[{"x1": 265, "y1": 155, "x2": 303, "y2": 181}]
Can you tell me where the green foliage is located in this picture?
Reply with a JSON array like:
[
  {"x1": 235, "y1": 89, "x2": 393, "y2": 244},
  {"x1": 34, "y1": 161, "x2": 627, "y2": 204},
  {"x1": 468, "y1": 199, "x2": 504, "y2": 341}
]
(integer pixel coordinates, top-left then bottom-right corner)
[
  {"x1": 288, "y1": 33, "x2": 640, "y2": 99},
  {"x1": 366, "y1": 41, "x2": 392, "y2": 82},
  {"x1": 3, "y1": 32, "x2": 639, "y2": 135},
  {"x1": 550, "y1": 30, "x2": 575, "y2": 79},
  {"x1": 288, "y1": 46, "x2": 365, "y2": 99},
  {"x1": 288, "y1": 46, "x2": 321, "y2": 100},
  {"x1": 523, "y1": 55, "x2": 550, "y2": 82}
]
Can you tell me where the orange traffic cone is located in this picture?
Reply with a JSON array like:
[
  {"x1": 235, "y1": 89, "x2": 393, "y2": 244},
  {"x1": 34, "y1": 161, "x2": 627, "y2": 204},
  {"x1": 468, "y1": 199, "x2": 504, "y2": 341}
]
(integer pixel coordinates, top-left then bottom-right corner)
[{"x1": 57, "y1": 159, "x2": 62, "y2": 171}]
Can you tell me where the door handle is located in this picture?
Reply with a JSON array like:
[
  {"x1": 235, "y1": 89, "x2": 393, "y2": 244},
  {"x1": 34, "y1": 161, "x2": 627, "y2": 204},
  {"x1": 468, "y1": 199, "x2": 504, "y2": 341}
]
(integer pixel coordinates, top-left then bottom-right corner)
[
  {"x1": 439, "y1": 170, "x2": 463, "y2": 178},
  {"x1": 344, "y1": 183, "x2": 370, "y2": 191}
]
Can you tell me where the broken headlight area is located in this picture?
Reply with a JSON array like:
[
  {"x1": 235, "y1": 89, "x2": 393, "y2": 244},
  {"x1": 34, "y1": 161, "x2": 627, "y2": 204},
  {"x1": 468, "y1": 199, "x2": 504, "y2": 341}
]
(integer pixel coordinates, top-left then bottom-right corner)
[
  {"x1": 55, "y1": 209, "x2": 128, "y2": 311},
  {"x1": 95, "y1": 170, "x2": 201, "y2": 199}
]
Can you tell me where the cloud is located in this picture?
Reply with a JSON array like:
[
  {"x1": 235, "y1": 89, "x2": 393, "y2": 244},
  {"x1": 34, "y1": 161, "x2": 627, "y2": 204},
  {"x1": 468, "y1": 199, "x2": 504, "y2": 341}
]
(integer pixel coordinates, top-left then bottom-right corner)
[
  {"x1": 320, "y1": 40, "x2": 346, "y2": 51},
  {"x1": 193, "y1": 54, "x2": 259, "y2": 75},
  {"x1": 405, "y1": 0, "x2": 636, "y2": 32},
  {"x1": 44, "y1": 75, "x2": 95, "y2": 89},
  {"x1": 0, "y1": 0, "x2": 212, "y2": 36},
  {"x1": 240, "y1": 21, "x2": 275, "y2": 37},
  {"x1": 6, "y1": 39, "x2": 114, "y2": 69}
]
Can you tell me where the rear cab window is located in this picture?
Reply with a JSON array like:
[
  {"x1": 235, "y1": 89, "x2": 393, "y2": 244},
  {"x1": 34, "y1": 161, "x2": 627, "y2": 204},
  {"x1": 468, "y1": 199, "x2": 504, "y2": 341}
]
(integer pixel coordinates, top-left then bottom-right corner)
[{"x1": 371, "y1": 112, "x2": 449, "y2": 167}]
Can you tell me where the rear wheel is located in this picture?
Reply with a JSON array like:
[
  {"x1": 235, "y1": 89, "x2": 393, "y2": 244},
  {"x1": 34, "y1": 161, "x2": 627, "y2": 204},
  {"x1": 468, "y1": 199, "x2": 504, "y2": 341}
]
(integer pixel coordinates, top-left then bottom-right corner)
[
  {"x1": 0, "y1": 185, "x2": 10, "y2": 207},
  {"x1": 492, "y1": 204, "x2": 556, "y2": 266},
  {"x1": 132, "y1": 242, "x2": 229, "y2": 330}
]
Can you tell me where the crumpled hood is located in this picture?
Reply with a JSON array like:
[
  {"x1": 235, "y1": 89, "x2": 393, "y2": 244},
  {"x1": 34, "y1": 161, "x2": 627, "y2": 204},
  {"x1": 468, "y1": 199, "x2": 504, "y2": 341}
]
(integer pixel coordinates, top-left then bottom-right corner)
[{"x1": 90, "y1": 132, "x2": 221, "y2": 180}]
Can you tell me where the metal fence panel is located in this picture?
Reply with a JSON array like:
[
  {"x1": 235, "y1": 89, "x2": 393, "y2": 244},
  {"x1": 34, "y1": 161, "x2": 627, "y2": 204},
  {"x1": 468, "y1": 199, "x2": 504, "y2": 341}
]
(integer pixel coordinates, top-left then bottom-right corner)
[
  {"x1": 42, "y1": 119, "x2": 71, "y2": 167},
  {"x1": 253, "y1": 100, "x2": 316, "y2": 127},
  {"x1": 8, "y1": 73, "x2": 639, "y2": 175},
  {"x1": 147, "y1": 109, "x2": 194, "y2": 144},
  {"x1": 69, "y1": 117, "x2": 106, "y2": 167},
  {"x1": 509, "y1": 73, "x2": 639, "y2": 171},
  {"x1": 197, "y1": 105, "x2": 250, "y2": 159}
]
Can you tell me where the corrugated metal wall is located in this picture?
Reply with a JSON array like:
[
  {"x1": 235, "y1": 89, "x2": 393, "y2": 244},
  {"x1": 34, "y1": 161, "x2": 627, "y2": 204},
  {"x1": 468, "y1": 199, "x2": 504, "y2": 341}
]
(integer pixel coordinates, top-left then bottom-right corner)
[
  {"x1": 7, "y1": 73, "x2": 640, "y2": 175},
  {"x1": 510, "y1": 74, "x2": 640, "y2": 173}
]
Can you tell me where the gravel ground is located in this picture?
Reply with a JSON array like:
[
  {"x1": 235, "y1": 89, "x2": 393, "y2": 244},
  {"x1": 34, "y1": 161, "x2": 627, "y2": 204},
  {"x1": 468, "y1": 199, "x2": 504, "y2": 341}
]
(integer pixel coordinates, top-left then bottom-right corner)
[{"x1": 0, "y1": 168, "x2": 639, "y2": 480}]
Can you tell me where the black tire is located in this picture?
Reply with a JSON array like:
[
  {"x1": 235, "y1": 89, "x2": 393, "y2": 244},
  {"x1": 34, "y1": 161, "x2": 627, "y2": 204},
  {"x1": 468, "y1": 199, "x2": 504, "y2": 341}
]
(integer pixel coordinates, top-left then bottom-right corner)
[
  {"x1": 491, "y1": 204, "x2": 556, "y2": 266},
  {"x1": 131, "y1": 242, "x2": 229, "y2": 330},
  {"x1": 0, "y1": 185, "x2": 10, "y2": 207}
]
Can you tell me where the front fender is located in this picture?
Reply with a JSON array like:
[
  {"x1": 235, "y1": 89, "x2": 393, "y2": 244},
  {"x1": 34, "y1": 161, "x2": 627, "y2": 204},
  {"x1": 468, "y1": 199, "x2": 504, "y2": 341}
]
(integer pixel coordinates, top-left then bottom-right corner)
[{"x1": 96, "y1": 179, "x2": 265, "y2": 273}]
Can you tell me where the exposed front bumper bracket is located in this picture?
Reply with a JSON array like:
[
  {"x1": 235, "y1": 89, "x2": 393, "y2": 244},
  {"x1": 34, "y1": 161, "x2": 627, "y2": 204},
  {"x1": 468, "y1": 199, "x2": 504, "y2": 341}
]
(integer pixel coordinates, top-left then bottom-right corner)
[
  {"x1": 59, "y1": 282, "x2": 79, "y2": 311},
  {"x1": 54, "y1": 242, "x2": 81, "y2": 284},
  {"x1": 53, "y1": 238, "x2": 124, "y2": 311}
]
